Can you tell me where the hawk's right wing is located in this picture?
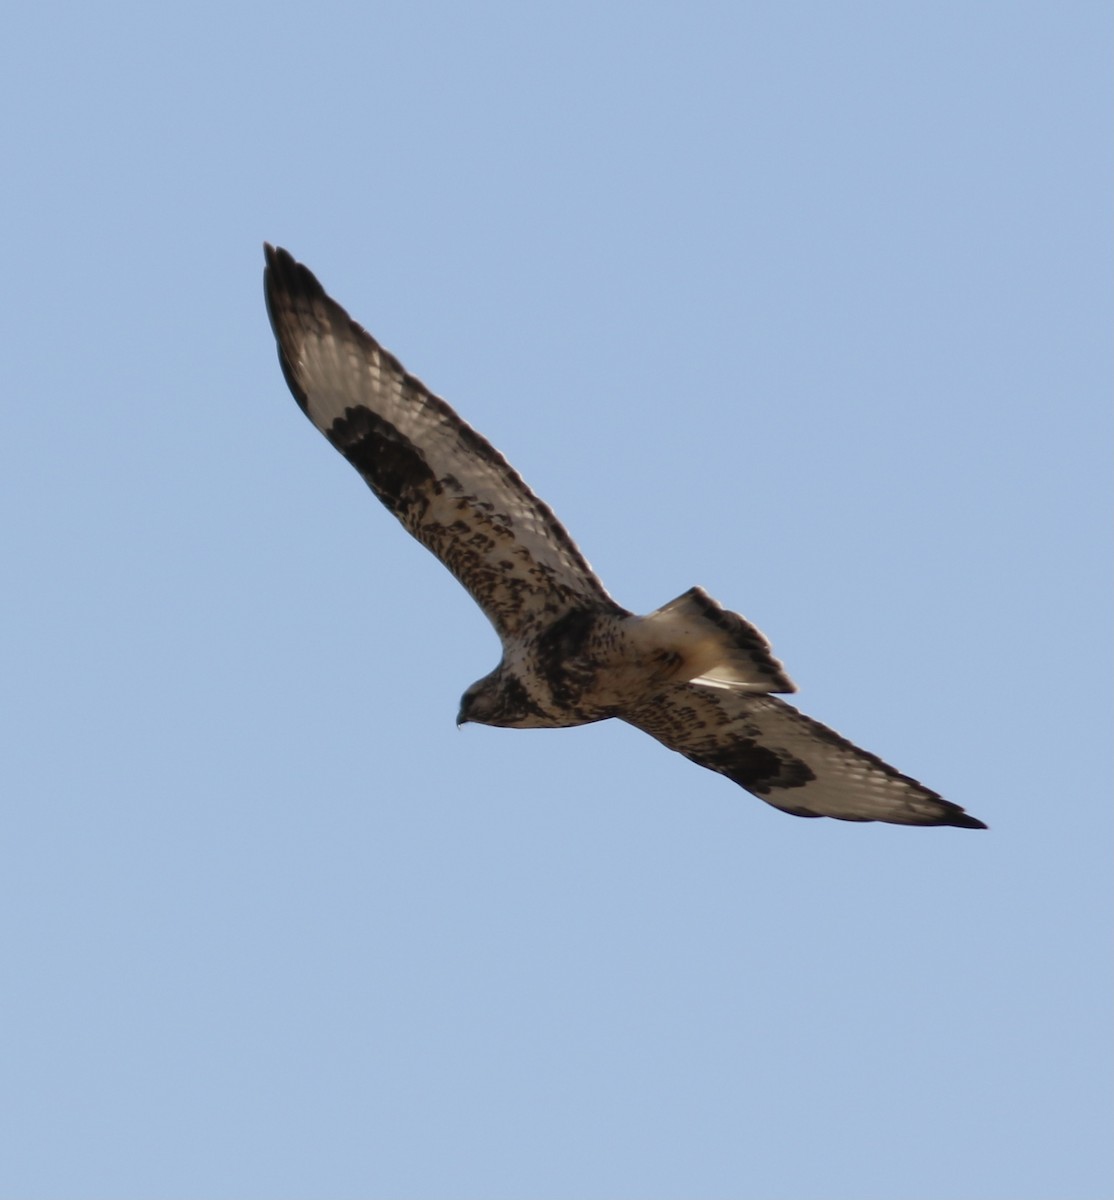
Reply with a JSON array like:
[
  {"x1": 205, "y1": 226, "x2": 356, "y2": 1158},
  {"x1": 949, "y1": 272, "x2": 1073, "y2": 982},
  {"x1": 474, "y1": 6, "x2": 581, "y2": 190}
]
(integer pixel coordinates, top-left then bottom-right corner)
[{"x1": 623, "y1": 686, "x2": 986, "y2": 828}]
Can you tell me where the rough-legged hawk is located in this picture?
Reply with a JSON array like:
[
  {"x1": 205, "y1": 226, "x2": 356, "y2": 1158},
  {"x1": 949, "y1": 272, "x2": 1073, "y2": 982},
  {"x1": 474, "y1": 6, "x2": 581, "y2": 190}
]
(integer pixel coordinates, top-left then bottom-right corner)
[{"x1": 264, "y1": 245, "x2": 984, "y2": 830}]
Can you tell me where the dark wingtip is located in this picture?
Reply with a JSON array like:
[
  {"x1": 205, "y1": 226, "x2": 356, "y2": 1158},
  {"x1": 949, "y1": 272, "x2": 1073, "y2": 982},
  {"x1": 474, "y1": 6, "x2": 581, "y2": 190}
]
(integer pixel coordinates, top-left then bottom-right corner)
[
  {"x1": 263, "y1": 244, "x2": 325, "y2": 304},
  {"x1": 942, "y1": 810, "x2": 988, "y2": 830},
  {"x1": 262, "y1": 244, "x2": 324, "y2": 417},
  {"x1": 262, "y1": 243, "x2": 290, "y2": 311},
  {"x1": 262, "y1": 242, "x2": 286, "y2": 279}
]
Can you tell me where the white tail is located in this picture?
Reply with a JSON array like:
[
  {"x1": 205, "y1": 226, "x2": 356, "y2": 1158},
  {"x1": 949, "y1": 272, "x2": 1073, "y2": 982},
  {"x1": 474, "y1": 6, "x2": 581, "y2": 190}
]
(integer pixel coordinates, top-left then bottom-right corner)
[{"x1": 641, "y1": 587, "x2": 796, "y2": 694}]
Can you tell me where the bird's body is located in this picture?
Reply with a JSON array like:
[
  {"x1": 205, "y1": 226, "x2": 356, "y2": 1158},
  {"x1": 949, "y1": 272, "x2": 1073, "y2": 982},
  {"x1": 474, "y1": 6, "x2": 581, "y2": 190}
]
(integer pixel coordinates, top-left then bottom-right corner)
[
  {"x1": 264, "y1": 245, "x2": 985, "y2": 830},
  {"x1": 458, "y1": 585, "x2": 793, "y2": 729}
]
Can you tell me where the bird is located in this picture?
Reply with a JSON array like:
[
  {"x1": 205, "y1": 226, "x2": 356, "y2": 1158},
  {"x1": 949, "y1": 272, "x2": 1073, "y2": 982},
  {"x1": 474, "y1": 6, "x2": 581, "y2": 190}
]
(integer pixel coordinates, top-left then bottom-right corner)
[{"x1": 263, "y1": 244, "x2": 985, "y2": 830}]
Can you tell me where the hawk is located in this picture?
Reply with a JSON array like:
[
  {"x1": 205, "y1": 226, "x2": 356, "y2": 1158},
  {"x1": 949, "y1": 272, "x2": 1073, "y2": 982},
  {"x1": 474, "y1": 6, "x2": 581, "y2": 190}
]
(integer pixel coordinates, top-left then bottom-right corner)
[{"x1": 264, "y1": 245, "x2": 984, "y2": 830}]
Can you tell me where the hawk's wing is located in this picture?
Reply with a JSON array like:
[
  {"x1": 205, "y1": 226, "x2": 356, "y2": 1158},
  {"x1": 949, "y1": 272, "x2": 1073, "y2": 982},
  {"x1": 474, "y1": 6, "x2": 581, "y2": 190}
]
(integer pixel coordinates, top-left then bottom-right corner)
[
  {"x1": 623, "y1": 686, "x2": 985, "y2": 828},
  {"x1": 264, "y1": 245, "x2": 617, "y2": 639}
]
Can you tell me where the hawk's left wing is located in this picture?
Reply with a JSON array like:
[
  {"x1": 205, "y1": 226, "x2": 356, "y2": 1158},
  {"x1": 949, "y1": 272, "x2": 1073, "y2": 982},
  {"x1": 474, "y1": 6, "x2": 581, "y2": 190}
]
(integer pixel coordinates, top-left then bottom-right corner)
[
  {"x1": 623, "y1": 686, "x2": 985, "y2": 828},
  {"x1": 264, "y1": 245, "x2": 618, "y2": 639}
]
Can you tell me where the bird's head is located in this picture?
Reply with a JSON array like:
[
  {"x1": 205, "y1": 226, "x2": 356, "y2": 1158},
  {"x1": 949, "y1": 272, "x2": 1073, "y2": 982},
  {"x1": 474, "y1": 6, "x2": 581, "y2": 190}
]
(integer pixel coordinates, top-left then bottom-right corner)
[{"x1": 457, "y1": 667, "x2": 544, "y2": 729}]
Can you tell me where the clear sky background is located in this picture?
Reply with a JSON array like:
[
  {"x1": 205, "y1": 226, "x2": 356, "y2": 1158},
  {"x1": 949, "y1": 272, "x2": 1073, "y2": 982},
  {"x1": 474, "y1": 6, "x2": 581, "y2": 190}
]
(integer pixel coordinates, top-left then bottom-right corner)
[{"x1": 1, "y1": 2, "x2": 1110, "y2": 1198}]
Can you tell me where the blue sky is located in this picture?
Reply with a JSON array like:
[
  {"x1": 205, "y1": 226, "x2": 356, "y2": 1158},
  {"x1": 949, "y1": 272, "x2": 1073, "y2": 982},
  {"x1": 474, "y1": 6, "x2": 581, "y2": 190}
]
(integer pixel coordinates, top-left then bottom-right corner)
[{"x1": 1, "y1": 1, "x2": 1110, "y2": 1197}]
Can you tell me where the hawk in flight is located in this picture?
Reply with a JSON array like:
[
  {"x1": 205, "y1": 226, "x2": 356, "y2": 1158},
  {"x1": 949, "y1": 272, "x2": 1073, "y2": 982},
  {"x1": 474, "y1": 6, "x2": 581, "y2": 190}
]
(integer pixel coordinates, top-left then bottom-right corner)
[{"x1": 264, "y1": 245, "x2": 984, "y2": 830}]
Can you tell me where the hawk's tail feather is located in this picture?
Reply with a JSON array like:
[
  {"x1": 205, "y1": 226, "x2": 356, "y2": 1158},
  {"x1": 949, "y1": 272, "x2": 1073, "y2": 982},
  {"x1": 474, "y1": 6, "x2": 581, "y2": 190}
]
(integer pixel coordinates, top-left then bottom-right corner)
[{"x1": 644, "y1": 587, "x2": 796, "y2": 694}]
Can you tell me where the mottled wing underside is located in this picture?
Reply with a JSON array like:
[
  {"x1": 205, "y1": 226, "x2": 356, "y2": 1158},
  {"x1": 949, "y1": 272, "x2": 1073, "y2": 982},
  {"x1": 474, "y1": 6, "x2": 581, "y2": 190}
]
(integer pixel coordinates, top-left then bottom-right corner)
[
  {"x1": 624, "y1": 686, "x2": 985, "y2": 828},
  {"x1": 264, "y1": 245, "x2": 616, "y2": 638}
]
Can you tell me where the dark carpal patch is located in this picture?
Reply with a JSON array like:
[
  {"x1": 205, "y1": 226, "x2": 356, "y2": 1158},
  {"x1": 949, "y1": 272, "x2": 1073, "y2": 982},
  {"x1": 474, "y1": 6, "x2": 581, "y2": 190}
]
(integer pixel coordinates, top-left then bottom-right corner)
[
  {"x1": 327, "y1": 405, "x2": 437, "y2": 523},
  {"x1": 693, "y1": 741, "x2": 817, "y2": 795}
]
